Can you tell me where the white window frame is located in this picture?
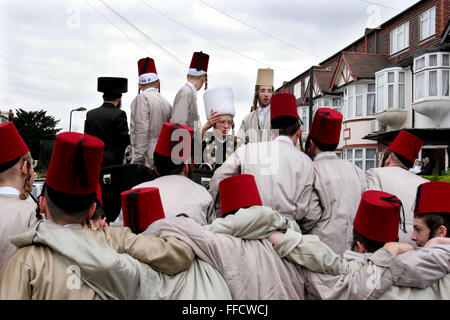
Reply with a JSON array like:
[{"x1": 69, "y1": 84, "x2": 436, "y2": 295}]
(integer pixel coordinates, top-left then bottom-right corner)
[
  {"x1": 344, "y1": 147, "x2": 377, "y2": 171},
  {"x1": 293, "y1": 82, "x2": 302, "y2": 100},
  {"x1": 390, "y1": 21, "x2": 409, "y2": 55},
  {"x1": 299, "y1": 106, "x2": 309, "y2": 132},
  {"x1": 343, "y1": 82, "x2": 376, "y2": 120},
  {"x1": 375, "y1": 67, "x2": 407, "y2": 111},
  {"x1": 413, "y1": 52, "x2": 450, "y2": 102},
  {"x1": 420, "y1": 6, "x2": 436, "y2": 41}
]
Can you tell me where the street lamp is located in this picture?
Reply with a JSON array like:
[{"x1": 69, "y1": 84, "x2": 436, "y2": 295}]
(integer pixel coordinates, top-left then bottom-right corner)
[{"x1": 69, "y1": 107, "x2": 87, "y2": 132}]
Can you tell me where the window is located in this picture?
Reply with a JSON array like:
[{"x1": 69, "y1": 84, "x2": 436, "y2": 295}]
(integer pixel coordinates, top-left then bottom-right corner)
[
  {"x1": 413, "y1": 52, "x2": 450, "y2": 101},
  {"x1": 415, "y1": 72, "x2": 425, "y2": 100},
  {"x1": 376, "y1": 68, "x2": 407, "y2": 110},
  {"x1": 294, "y1": 82, "x2": 302, "y2": 99},
  {"x1": 420, "y1": 6, "x2": 436, "y2": 41},
  {"x1": 390, "y1": 22, "x2": 409, "y2": 55},
  {"x1": 367, "y1": 84, "x2": 375, "y2": 116},
  {"x1": 323, "y1": 99, "x2": 330, "y2": 107},
  {"x1": 443, "y1": 70, "x2": 449, "y2": 96},
  {"x1": 344, "y1": 147, "x2": 377, "y2": 170},
  {"x1": 376, "y1": 74, "x2": 384, "y2": 112},
  {"x1": 299, "y1": 107, "x2": 309, "y2": 132},
  {"x1": 399, "y1": 72, "x2": 405, "y2": 108},
  {"x1": 429, "y1": 70, "x2": 437, "y2": 96},
  {"x1": 347, "y1": 85, "x2": 354, "y2": 119}
]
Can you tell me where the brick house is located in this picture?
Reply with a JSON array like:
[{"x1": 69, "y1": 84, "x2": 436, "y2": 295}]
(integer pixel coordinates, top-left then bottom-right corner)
[{"x1": 276, "y1": 0, "x2": 450, "y2": 174}]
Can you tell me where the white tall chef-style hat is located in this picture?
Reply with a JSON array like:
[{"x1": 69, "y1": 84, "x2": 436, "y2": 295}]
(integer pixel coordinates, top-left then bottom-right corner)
[{"x1": 203, "y1": 85, "x2": 235, "y2": 119}]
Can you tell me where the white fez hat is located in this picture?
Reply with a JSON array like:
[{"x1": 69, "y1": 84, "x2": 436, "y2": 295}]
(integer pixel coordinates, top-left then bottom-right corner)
[{"x1": 203, "y1": 85, "x2": 235, "y2": 119}]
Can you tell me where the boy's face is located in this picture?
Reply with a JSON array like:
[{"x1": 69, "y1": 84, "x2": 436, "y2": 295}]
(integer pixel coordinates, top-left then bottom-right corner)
[{"x1": 412, "y1": 217, "x2": 431, "y2": 247}]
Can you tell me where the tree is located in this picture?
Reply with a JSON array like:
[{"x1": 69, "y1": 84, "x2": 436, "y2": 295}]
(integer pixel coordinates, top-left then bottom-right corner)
[{"x1": 12, "y1": 108, "x2": 62, "y2": 166}]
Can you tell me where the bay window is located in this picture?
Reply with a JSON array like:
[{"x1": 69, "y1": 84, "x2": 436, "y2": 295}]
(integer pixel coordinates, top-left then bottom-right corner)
[
  {"x1": 344, "y1": 147, "x2": 377, "y2": 170},
  {"x1": 375, "y1": 67, "x2": 406, "y2": 111},
  {"x1": 413, "y1": 52, "x2": 450, "y2": 102},
  {"x1": 343, "y1": 82, "x2": 375, "y2": 120}
]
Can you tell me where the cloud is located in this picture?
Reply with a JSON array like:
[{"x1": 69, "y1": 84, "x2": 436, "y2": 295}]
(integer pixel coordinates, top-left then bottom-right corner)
[{"x1": 0, "y1": 0, "x2": 420, "y2": 132}]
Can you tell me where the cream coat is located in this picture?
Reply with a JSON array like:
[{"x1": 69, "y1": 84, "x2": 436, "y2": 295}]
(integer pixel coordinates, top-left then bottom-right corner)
[
  {"x1": 112, "y1": 175, "x2": 213, "y2": 226},
  {"x1": 224, "y1": 207, "x2": 450, "y2": 300},
  {"x1": 130, "y1": 88, "x2": 171, "y2": 168},
  {"x1": 208, "y1": 138, "x2": 321, "y2": 232},
  {"x1": 169, "y1": 83, "x2": 199, "y2": 129},
  {"x1": 1, "y1": 220, "x2": 230, "y2": 300},
  {"x1": 0, "y1": 222, "x2": 194, "y2": 300},
  {"x1": 146, "y1": 215, "x2": 307, "y2": 300},
  {"x1": 236, "y1": 107, "x2": 271, "y2": 144},
  {"x1": 365, "y1": 166, "x2": 429, "y2": 245},
  {"x1": 309, "y1": 153, "x2": 367, "y2": 254},
  {"x1": 0, "y1": 194, "x2": 38, "y2": 268}
]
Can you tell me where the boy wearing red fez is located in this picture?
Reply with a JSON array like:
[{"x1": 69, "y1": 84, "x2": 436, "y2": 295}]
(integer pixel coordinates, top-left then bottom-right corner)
[
  {"x1": 84, "y1": 77, "x2": 131, "y2": 167},
  {"x1": 0, "y1": 131, "x2": 194, "y2": 299},
  {"x1": 129, "y1": 57, "x2": 171, "y2": 169},
  {"x1": 412, "y1": 181, "x2": 450, "y2": 247},
  {"x1": 209, "y1": 92, "x2": 320, "y2": 232},
  {"x1": 304, "y1": 108, "x2": 367, "y2": 254},
  {"x1": 112, "y1": 122, "x2": 213, "y2": 227},
  {"x1": 232, "y1": 189, "x2": 450, "y2": 299},
  {"x1": 170, "y1": 51, "x2": 209, "y2": 129},
  {"x1": 0, "y1": 122, "x2": 40, "y2": 268},
  {"x1": 366, "y1": 130, "x2": 429, "y2": 245}
]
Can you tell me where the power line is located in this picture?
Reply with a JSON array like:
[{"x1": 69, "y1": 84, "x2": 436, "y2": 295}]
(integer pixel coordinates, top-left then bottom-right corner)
[
  {"x1": 357, "y1": 0, "x2": 402, "y2": 12},
  {"x1": 196, "y1": 0, "x2": 321, "y2": 60},
  {"x1": 83, "y1": 0, "x2": 184, "y2": 77},
  {"x1": 138, "y1": 0, "x2": 300, "y2": 74},
  {"x1": 98, "y1": 0, "x2": 188, "y2": 67}
]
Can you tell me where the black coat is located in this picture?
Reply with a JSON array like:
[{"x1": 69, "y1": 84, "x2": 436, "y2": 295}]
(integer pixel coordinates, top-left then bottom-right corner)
[{"x1": 84, "y1": 103, "x2": 131, "y2": 167}]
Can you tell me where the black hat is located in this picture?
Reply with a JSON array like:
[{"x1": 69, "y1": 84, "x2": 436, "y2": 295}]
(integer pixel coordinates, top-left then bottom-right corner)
[{"x1": 97, "y1": 77, "x2": 128, "y2": 94}]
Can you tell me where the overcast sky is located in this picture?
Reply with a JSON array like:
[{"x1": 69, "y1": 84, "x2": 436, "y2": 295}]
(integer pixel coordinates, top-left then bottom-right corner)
[{"x1": 0, "y1": 0, "x2": 420, "y2": 133}]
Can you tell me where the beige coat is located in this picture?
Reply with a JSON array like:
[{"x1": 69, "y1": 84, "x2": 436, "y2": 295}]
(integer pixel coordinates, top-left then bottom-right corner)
[
  {"x1": 2, "y1": 220, "x2": 230, "y2": 300},
  {"x1": 130, "y1": 88, "x2": 172, "y2": 168},
  {"x1": 236, "y1": 107, "x2": 271, "y2": 144},
  {"x1": 365, "y1": 166, "x2": 429, "y2": 245},
  {"x1": 309, "y1": 153, "x2": 367, "y2": 254},
  {"x1": 112, "y1": 175, "x2": 213, "y2": 226},
  {"x1": 146, "y1": 215, "x2": 307, "y2": 300},
  {"x1": 272, "y1": 225, "x2": 450, "y2": 300},
  {"x1": 0, "y1": 223, "x2": 194, "y2": 299},
  {"x1": 223, "y1": 207, "x2": 450, "y2": 300},
  {"x1": 0, "y1": 194, "x2": 38, "y2": 268},
  {"x1": 208, "y1": 138, "x2": 321, "y2": 232},
  {"x1": 169, "y1": 83, "x2": 199, "y2": 129}
]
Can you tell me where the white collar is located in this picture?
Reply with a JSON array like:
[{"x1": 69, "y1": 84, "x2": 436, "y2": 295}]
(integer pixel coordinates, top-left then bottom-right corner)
[
  {"x1": 315, "y1": 151, "x2": 338, "y2": 161},
  {"x1": 143, "y1": 87, "x2": 158, "y2": 93},
  {"x1": 258, "y1": 105, "x2": 270, "y2": 115},
  {"x1": 186, "y1": 82, "x2": 198, "y2": 95},
  {"x1": 0, "y1": 186, "x2": 21, "y2": 196},
  {"x1": 63, "y1": 223, "x2": 82, "y2": 228},
  {"x1": 275, "y1": 135, "x2": 294, "y2": 147}
]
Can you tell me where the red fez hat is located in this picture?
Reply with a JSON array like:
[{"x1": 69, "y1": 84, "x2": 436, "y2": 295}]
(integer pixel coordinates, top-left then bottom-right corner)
[
  {"x1": 309, "y1": 108, "x2": 343, "y2": 145},
  {"x1": 154, "y1": 122, "x2": 193, "y2": 160},
  {"x1": 121, "y1": 187, "x2": 165, "y2": 233},
  {"x1": 387, "y1": 130, "x2": 423, "y2": 166},
  {"x1": 270, "y1": 93, "x2": 299, "y2": 129},
  {"x1": 219, "y1": 174, "x2": 263, "y2": 216},
  {"x1": 138, "y1": 57, "x2": 158, "y2": 84},
  {"x1": 353, "y1": 190, "x2": 403, "y2": 243},
  {"x1": 414, "y1": 181, "x2": 450, "y2": 216},
  {"x1": 188, "y1": 51, "x2": 209, "y2": 76},
  {"x1": 46, "y1": 132, "x2": 104, "y2": 195},
  {"x1": 96, "y1": 183, "x2": 103, "y2": 208},
  {"x1": 0, "y1": 122, "x2": 29, "y2": 165}
]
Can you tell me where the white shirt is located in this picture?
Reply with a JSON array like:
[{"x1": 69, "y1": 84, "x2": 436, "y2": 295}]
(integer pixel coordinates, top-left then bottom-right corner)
[
  {"x1": 0, "y1": 187, "x2": 20, "y2": 196},
  {"x1": 275, "y1": 135, "x2": 294, "y2": 147},
  {"x1": 314, "y1": 151, "x2": 338, "y2": 161},
  {"x1": 258, "y1": 105, "x2": 269, "y2": 128}
]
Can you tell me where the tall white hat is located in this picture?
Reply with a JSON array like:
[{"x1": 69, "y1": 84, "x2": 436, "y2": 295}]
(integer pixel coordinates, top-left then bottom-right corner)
[{"x1": 203, "y1": 85, "x2": 235, "y2": 119}]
